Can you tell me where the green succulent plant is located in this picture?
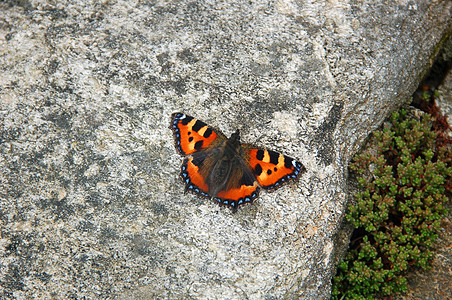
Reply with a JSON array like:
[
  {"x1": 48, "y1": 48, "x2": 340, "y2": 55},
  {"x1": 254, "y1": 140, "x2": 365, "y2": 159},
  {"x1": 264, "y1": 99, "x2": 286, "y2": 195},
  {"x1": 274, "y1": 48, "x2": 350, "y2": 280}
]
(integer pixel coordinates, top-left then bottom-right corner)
[{"x1": 332, "y1": 109, "x2": 451, "y2": 299}]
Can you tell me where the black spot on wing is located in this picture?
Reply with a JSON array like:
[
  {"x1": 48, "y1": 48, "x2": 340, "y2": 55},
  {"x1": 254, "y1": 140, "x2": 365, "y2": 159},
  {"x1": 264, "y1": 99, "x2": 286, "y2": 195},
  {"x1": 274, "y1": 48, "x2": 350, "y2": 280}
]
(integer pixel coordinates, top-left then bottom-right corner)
[
  {"x1": 254, "y1": 163, "x2": 262, "y2": 176},
  {"x1": 188, "y1": 137, "x2": 193, "y2": 142},
  {"x1": 284, "y1": 156, "x2": 294, "y2": 169},
  {"x1": 256, "y1": 149, "x2": 264, "y2": 161},
  {"x1": 191, "y1": 154, "x2": 205, "y2": 168},
  {"x1": 192, "y1": 120, "x2": 207, "y2": 132},
  {"x1": 181, "y1": 115, "x2": 194, "y2": 125},
  {"x1": 194, "y1": 140, "x2": 203, "y2": 150},
  {"x1": 203, "y1": 127, "x2": 213, "y2": 138},
  {"x1": 268, "y1": 150, "x2": 280, "y2": 165}
]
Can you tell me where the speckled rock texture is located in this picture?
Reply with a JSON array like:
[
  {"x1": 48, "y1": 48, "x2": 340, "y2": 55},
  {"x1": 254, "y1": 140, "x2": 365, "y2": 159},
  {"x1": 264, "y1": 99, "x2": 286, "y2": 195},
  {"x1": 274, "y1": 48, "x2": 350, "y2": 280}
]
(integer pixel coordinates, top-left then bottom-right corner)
[
  {"x1": 0, "y1": 0, "x2": 450, "y2": 299},
  {"x1": 437, "y1": 67, "x2": 452, "y2": 132}
]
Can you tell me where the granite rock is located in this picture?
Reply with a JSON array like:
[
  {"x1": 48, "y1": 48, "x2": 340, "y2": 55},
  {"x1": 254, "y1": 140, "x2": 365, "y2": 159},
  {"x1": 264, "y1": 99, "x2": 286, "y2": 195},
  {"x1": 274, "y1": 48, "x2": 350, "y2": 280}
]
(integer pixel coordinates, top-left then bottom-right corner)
[{"x1": 0, "y1": 0, "x2": 450, "y2": 298}]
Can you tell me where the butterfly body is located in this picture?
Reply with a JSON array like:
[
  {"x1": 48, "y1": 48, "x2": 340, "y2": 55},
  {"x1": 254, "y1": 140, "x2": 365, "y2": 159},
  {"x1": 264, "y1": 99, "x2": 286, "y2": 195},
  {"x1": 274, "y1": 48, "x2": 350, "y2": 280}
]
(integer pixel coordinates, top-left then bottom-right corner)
[{"x1": 170, "y1": 112, "x2": 305, "y2": 209}]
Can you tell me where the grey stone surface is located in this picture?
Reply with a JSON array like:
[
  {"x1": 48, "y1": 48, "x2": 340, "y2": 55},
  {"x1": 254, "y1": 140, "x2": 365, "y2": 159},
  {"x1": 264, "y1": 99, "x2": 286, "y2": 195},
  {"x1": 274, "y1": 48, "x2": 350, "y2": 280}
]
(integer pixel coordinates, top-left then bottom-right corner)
[
  {"x1": 437, "y1": 70, "x2": 452, "y2": 132},
  {"x1": 0, "y1": 0, "x2": 450, "y2": 299}
]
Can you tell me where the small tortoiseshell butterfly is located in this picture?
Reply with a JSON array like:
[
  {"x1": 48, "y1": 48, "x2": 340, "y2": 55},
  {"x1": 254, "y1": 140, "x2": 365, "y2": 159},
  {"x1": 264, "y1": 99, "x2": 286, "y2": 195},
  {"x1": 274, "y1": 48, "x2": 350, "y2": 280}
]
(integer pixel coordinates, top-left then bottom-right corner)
[{"x1": 170, "y1": 112, "x2": 306, "y2": 210}]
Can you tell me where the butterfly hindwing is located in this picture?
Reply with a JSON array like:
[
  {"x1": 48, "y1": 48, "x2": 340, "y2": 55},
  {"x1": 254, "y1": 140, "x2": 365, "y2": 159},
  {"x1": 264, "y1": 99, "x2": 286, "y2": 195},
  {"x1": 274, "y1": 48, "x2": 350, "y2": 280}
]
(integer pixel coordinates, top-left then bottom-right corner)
[
  {"x1": 213, "y1": 163, "x2": 260, "y2": 209},
  {"x1": 180, "y1": 146, "x2": 260, "y2": 209},
  {"x1": 180, "y1": 154, "x2": 211, "y2": 198},
  {"x1": 245, "y1": 147, "x2": 306, "y2": 190},
  {"x1": 170, "y1": 112, "x2": 225, "y2": 155}
]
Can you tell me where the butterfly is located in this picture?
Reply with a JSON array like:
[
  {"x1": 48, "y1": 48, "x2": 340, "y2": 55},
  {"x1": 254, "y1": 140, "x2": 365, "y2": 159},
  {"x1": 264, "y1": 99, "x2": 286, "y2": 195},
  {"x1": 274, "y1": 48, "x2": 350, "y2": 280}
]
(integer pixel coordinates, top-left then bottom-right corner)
[{"x1": 169, "y1": 112, "x2": 306, "y2": 210}]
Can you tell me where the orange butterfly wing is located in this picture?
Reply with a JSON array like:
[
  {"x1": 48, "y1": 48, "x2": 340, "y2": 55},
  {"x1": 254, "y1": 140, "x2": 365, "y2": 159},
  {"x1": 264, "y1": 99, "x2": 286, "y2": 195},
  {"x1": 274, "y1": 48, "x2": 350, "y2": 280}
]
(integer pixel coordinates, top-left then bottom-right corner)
[
  {"x1": 171, "y1": 113, "x2": 232, "y2": 205},
  {"x1": 212, "y1": 161, "x2": 260, "y2": 208},
  {"x1": 180, "y1": 155, "x2": 211, "y2": 198},
  {"x1": 180, "y1": 153, "x2": 261, "y2": 209},
  {"x1": 246, "y1": 147, "x2": 306, "y2": 190},
  {"x1": 170, "y1": 112, "x2": 224, "y2": 155}
]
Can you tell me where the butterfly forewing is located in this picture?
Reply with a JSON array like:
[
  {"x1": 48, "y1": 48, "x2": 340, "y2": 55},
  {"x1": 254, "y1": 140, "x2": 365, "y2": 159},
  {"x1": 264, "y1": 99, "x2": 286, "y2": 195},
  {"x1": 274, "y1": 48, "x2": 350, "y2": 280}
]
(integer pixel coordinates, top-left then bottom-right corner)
[
  {"x1": 245, "y1": 147, "x2": 306, "y2": 190},
  {"x1": 170, "y1": 112, "x2": 224, "y2": 155}
]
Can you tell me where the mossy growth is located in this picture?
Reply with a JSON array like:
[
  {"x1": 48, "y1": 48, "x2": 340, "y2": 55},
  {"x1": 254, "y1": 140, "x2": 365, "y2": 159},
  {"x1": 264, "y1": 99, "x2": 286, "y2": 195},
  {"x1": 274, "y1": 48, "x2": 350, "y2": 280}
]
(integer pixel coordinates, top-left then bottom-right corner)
[{"x1": 332, "y1": 109, "x2": 451, "y2": 299}]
